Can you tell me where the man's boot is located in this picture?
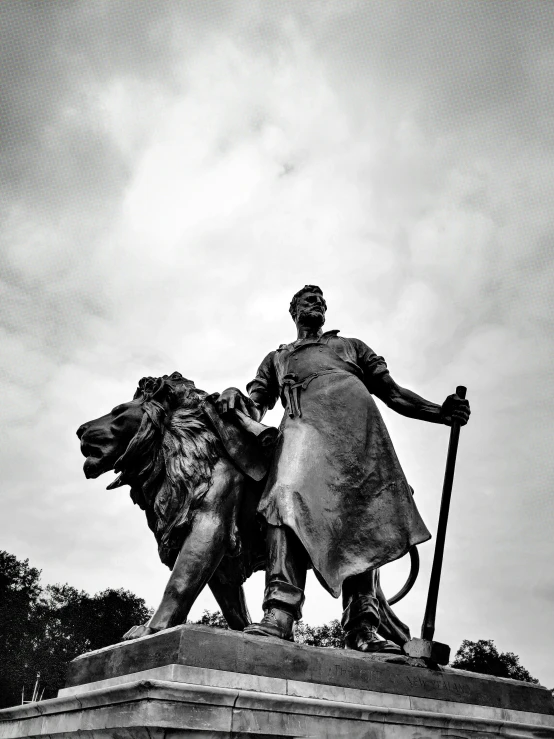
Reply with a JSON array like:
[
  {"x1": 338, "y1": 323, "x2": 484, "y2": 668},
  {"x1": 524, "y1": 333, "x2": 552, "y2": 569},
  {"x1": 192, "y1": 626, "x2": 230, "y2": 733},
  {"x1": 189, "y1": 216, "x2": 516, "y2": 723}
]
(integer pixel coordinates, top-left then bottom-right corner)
[
  {"x1": 244, "y1": 605, "x2": 295, "y2": 640},
  {"x1": 244, "y1": 579, "x2": 304, "y2": 641},
  {"x1": 342, "y1": 595, "x2": 402, "y2": 654}
]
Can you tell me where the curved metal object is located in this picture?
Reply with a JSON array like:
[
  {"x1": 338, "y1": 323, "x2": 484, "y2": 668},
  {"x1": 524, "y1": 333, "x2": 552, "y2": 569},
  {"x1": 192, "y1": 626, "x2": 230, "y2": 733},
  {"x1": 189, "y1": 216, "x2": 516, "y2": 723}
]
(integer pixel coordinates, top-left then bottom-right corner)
[{"x1": 387, "y1": 545, "x2": 420, "y2": 606}]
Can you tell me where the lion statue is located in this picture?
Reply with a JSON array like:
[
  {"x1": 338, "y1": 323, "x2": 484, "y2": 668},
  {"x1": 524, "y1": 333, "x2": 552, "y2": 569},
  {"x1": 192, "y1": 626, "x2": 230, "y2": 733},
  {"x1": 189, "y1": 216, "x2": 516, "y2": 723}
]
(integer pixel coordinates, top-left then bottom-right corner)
[{"x1": 77, "y1": 371, "x2": 275, "y2": 640}]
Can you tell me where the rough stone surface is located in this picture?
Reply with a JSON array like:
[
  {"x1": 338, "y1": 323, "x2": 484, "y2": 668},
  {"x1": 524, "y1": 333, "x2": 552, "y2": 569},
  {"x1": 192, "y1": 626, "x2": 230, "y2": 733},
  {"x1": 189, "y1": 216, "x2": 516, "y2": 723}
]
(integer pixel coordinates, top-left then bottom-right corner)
[
  {"x1": 65, "y1": 625, "x2": 554, "y2": 716},
  {"x1": 1, "y1": 677, "x2": 554, "y2": 739}
]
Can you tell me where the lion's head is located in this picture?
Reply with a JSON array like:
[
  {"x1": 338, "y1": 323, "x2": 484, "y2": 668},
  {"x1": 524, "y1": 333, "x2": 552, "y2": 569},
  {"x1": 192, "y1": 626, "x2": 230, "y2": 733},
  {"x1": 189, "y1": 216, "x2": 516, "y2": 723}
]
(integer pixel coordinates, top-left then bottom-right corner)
[
  {"x1": 77, "y1": 372, "x2": 222, "y2": 566},
  {"x1": 77, "y1": 372, "x2": 198, "y2": 480}
]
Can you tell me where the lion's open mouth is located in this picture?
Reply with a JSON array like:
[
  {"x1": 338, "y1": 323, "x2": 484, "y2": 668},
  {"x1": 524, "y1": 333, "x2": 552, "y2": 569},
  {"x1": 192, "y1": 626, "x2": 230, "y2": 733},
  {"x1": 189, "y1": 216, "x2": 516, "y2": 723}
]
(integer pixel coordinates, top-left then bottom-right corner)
[
  {"x1": 83, "y1": 455, "x2": 114, "y2": 479},
  {"x1": 81, "y1": 441, "x2": 116, "y2": 479}
]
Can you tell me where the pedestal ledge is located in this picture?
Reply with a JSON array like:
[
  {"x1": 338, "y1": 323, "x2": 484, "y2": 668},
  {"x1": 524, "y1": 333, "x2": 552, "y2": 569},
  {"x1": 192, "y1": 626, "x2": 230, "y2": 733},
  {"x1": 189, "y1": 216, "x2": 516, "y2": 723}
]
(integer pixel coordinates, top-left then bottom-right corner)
[{"x1": 1, "y1": 677, "x2": 554, "y2": 739}]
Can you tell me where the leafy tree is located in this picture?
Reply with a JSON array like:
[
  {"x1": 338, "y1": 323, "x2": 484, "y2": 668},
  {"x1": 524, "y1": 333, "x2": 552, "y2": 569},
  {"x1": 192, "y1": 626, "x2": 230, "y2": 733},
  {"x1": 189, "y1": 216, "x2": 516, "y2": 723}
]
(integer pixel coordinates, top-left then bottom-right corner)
[
  {"x1": 0, "y1": 551, "x2": 152, "y2": 707},
  {"x1": 451, "y1": 639, "x2": 538, "y2": 683},
  {"x1": 0, "y1": 552, "x2": 43, "y2": 708},
  {"x1": 32, "y1": 585, "x2": 152, "y2": 699},
  {"x1": 295, "y1": 619, "x2": 345, "y2": 648},
  {"x1": 87, "y1": 588, "x2": 153, "y2": 650},
  {"x1": 195, "y1": 610, "x2": 229, "y2": 629}
]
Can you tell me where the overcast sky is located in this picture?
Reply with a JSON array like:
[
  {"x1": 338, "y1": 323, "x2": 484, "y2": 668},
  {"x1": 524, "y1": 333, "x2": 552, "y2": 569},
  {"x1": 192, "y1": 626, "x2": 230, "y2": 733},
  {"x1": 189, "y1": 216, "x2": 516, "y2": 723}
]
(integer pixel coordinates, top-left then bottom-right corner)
[{"x1": 1, "y1": 0, "x2": 553, "y2": 685}]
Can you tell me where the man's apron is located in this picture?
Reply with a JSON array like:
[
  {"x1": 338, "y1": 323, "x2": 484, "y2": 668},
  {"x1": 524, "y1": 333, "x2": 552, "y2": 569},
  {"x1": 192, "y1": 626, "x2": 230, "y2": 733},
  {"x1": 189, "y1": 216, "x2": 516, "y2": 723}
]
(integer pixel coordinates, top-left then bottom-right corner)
[{"x1": 258, "y1": 339, "x2": 430, "y2": 598}]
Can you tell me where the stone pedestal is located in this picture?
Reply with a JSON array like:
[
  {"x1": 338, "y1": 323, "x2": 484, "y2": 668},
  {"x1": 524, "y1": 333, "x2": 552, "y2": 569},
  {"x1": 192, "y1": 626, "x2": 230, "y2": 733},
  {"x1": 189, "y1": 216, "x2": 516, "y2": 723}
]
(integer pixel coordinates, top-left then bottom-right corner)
[{"x1": 1, "y1": 624, "x2": 553, "y2": 738}]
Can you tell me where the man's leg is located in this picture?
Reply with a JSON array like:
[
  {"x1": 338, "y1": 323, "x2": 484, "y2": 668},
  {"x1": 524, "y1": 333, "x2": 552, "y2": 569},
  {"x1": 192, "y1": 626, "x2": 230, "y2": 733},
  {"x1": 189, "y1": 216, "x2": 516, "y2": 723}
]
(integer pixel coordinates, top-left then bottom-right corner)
[
  {"x1": 342, "y1": 569, "x2": 402, "y2": 653},
  {"x1": 244, "y1": 525, "x2": 308, "y2": 640}
]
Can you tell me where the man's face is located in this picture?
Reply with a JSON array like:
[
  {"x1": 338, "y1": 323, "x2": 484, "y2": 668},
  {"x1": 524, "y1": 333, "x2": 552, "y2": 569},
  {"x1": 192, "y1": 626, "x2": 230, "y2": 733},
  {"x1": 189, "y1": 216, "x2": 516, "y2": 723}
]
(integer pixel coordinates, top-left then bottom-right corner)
[{"x1": 295, "y1": 291, "x2": 326, "y2": 328}]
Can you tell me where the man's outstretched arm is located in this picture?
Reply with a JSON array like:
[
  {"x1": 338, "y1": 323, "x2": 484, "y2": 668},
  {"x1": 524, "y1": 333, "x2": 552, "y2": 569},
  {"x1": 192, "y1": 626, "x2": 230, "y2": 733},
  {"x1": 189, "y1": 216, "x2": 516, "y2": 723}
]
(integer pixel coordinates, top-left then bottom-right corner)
[{"x1": 372, "y1": 374, "x2": 470, "y2": 426}]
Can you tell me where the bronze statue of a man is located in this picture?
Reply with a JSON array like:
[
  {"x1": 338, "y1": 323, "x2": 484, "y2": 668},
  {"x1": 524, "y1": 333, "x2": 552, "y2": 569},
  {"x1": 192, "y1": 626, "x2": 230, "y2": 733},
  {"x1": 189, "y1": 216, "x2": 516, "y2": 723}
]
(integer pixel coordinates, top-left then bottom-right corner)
[{"x1": 217, "y1": 286, "x2": 470, "y2": 652}]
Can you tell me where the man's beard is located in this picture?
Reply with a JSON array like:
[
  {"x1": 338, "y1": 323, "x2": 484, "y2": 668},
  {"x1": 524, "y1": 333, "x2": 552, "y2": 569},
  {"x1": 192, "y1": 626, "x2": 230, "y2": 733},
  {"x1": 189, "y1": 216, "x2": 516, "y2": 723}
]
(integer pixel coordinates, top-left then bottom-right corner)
[{"x1": 298, "y1": 309, "x2": 325, "y2": 329}]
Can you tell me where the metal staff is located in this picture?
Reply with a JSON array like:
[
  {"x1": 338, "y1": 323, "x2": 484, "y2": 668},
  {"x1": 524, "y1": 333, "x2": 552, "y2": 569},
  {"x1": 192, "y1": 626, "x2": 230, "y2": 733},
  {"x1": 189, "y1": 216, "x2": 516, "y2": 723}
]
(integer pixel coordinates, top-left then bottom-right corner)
[{"x1": 421, "y1": 385, "x2": 467, "y2": 642}]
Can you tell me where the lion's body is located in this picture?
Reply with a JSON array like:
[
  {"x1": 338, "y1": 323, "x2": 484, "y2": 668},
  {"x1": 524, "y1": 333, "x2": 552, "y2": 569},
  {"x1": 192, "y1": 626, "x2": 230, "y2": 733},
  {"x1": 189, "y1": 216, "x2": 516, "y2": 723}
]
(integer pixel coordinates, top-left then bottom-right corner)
[
  {"x1": 77, "y1": 373, "x2": 265, "y2": 637},
  {"x1": 122, "y1": 401, "x2": 225, "y2": 568}
]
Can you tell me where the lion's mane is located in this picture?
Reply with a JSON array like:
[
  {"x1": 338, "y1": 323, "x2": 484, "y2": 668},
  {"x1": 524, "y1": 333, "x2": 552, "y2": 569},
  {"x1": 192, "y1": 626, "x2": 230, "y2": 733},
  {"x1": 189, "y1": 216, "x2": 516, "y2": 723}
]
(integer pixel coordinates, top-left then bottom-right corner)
[{"x1": 115, "y1": 389, "x2": 222, "y2": 568}]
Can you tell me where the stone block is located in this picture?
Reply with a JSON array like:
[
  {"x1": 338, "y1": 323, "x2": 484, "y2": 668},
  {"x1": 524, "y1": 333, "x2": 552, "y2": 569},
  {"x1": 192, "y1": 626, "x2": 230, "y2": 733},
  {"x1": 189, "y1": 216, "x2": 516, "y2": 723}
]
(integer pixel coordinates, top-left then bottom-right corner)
[
  {"x1": 1, "y1": 677, "x2": 554, "y2": 738},
  {"x1": 65, "y1": 624, "x2": 554, "y2": 716},
  {"x1": 1, "y1": 625, "x2": 553, "y2": 739}
]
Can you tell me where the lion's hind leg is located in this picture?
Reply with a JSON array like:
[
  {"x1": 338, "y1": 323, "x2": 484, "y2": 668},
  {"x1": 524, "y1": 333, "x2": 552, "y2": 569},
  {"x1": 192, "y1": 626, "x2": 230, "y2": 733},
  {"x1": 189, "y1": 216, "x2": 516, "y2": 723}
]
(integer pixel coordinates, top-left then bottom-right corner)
[{"x1": 208, "y1": 570, "x2": 251, "y2": 631}]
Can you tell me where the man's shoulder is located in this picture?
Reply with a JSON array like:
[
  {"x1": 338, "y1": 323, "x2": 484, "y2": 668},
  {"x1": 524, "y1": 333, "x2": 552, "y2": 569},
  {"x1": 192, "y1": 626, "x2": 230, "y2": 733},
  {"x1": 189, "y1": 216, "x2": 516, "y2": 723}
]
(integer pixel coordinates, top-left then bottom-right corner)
[
  {"x1": 327, "y1": 334, "x2": 380, "y2": 359},
  {"x1": 324, "y1": 330, "x2": 360, "y2": 346},
  {"x1": 259, "y1": 348, "x2": 278, "y2": 363},
  {"x1": 257, "y1": 343, "x2": 290, "y2": 364}
]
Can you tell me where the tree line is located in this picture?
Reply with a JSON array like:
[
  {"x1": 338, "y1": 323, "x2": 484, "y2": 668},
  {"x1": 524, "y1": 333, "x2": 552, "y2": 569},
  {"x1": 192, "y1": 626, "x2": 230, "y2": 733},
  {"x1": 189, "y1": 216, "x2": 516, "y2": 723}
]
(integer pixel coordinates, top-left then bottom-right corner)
[{"x1": 0, "y1": 551, "x2": 538, "y2": 708}]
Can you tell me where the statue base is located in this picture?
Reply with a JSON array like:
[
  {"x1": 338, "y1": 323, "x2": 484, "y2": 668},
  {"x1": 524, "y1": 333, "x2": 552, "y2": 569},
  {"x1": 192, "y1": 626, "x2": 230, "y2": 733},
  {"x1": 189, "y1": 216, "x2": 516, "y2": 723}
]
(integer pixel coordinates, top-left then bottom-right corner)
[{"x1": 1, "y1": 624, "x2": 553, "y2": 738}]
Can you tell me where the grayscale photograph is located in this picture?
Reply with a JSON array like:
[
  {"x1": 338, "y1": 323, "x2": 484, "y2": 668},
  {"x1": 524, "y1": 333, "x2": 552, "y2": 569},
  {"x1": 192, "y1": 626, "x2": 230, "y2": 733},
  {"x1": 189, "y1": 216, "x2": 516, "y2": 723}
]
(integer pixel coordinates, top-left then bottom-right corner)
[{"x1": 1, "y1": 1, "x2": 553, "y2": 735}]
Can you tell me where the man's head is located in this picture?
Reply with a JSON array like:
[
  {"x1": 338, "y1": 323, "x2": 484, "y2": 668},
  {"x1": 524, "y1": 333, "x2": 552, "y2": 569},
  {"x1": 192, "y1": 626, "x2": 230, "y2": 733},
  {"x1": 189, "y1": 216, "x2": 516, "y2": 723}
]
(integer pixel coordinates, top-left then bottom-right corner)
[{"x1": 289, "y1": 285, "x2": 327, "y2": 329}]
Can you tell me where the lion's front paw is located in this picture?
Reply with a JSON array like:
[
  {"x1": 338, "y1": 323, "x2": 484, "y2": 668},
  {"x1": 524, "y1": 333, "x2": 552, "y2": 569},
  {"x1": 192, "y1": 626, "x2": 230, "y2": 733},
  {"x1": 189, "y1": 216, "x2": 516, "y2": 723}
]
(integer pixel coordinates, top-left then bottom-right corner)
[{"x1": 122, "y1": 623, "x2": 154, "y2": 641}]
